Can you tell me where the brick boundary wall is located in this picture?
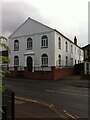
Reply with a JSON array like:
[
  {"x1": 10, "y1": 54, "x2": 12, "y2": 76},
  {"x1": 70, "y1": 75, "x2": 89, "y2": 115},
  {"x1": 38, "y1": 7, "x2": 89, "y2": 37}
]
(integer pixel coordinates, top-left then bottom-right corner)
[{"x1": 7, "y1": 67, "x2": 75, "y2": 80}]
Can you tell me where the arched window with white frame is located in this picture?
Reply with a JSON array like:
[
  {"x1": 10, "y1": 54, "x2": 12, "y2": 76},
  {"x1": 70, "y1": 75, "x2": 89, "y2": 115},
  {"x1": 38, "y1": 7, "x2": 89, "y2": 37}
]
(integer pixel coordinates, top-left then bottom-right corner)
[
  {"x1": 41, "y1": 35, "x2": 48, "y2": 48},
  {"x1": 58, "y1": 54, "x2": 61, "y2": 67},
  {"x1": 66, "y1": 56, "x2": 68, "y2": 66},
  {"x1": 58, "y1": 37, "x2": 61, "y2": 49},
  {"x1": 14, "y1": 56, "x2": 19, "y2": 66},
  {"x1": 66, "y1": 41, "x2": 68, "y2": 52},
  {"x1": 27, "y1": 38, "x2": 33, "y2": 50},
  {"x1": 41, "y1": 54, "x2": 48, "y2": 66},
  {"x1": 14, "y1": 40, "x2": 19, "y2": 51}
]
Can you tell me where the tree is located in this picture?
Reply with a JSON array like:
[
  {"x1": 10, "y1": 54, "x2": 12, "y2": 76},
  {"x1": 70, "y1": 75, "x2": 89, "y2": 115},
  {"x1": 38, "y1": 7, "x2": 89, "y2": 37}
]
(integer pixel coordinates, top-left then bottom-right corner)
[{"x1": 0, "y1": 36, "x2": 10, "y2": 113}]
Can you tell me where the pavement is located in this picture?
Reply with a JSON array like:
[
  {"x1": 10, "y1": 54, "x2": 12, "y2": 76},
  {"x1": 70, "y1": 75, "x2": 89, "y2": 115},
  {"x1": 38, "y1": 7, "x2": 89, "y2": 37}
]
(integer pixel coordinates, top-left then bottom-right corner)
[
  {"x1": 61, "y1": 75, "x2": 90, "y2": 88},
  {"x1": 15, "y1": 99, "x2": 61, "y2": 119}
]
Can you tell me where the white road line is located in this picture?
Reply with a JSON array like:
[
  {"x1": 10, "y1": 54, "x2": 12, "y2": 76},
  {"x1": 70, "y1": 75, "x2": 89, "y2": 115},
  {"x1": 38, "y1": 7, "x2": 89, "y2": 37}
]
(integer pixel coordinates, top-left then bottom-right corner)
[{"x1": 45, "y1": 90, "x2": 88, "y2": 97}]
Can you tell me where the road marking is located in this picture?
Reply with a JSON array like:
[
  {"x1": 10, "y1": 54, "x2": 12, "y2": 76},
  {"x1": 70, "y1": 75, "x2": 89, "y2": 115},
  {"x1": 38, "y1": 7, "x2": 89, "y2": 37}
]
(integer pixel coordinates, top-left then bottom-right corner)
[
  {"x1": 45, "y1": 90, "x2": 88, "y2": 97},
  {"x1": 15, "y1": 96, "x2": 78, "y2": 119},
  {"x1": 63, "y1": 110, "x2": 79, "y2": 120},
  {"x1": 15, "y1": 99, "x2": 26, "y2": 104}
]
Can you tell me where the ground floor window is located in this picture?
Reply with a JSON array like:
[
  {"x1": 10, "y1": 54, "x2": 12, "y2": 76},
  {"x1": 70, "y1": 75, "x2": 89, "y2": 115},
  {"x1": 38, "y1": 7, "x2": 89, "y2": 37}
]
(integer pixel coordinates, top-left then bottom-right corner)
[
  {"x1": 14, "y1": 56, "x2": 19, "y2": 66},
  {"x1": 41, "y1": 54, "x2": 48, "y2": 66},
  {"x1": 85, "y1": 62, "x2": 90, "y2": 74}
]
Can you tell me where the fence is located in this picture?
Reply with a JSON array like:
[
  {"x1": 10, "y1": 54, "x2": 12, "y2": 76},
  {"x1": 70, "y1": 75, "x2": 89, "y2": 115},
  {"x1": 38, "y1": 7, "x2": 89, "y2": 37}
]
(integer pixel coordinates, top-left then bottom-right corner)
[{"x1": 2, "y1": 87, "x2": 15, "y2": 120}]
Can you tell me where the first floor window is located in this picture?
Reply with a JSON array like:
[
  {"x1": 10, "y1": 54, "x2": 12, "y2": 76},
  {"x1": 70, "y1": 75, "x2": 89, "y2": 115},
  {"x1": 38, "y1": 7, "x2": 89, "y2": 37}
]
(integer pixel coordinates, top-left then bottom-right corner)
[
  {"x1": 27, "y1": 38, "x2": 33, "y2": 49},
  {"x1": 66, "y1": 41, "x2": 68, "y2": 52},
  {"x1": 41, "y1": 35, "x2": 48, "y2": 48},
  {"x1": 58, "y1": 37, "x2": 61, "y2": 49},
  {"x1": 14, "y1": 56, "x2": 19, "y2": 66},
  {"x1": 41, "y1": 54, "x2": 48, "y2": 66},
  {"x1": 14, "y1": 40, "x2": 19, "y2": 51}
]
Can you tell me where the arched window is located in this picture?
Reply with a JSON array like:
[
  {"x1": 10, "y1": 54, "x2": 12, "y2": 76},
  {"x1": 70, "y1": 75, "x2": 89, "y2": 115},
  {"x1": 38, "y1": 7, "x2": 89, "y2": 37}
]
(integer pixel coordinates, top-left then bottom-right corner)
[
  {"x1": 14, "y1": 40, "x2": 19, "y2": 51},
  {"x1": 71, "y1": 45, "x2": 73, "y2": 53},
  {"x1": 66, "y1": 41, "x2": 68, "y2": 52},
  {"x1": 41, "y1": 54, "x2": 48, "y2": 66},
  {"x1": 66, "y1": 56, "x2": 68, "y2": 66},
  {"x1": 58, "y1": 37, "x2": 61, "y2": 49},
  {"x1": 41, "y1": 35, "x2": 48, "y2": 48},
  {"x1": 14, "y1": 56, "x2": 19, "y2": 66},
  {"x1": 27, "y1": 38, "x2": 32, "y2": 49},
  {"x1": 58, "y1": 54, "x2": 61, "y2": 67}
]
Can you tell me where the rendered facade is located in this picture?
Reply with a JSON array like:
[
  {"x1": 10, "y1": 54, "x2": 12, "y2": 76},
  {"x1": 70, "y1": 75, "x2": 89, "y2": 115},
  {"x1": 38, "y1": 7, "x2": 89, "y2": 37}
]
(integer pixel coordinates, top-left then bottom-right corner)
[{"x1": 8, "y1": 17, "x2": 84, "y2": 73}]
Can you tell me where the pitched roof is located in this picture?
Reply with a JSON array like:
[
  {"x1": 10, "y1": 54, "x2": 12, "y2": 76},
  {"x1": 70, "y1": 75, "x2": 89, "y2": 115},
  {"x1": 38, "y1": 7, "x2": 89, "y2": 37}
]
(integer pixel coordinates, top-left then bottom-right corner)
[{"x1": 8, "y1": 17, "x2": 82, "y2": 49}]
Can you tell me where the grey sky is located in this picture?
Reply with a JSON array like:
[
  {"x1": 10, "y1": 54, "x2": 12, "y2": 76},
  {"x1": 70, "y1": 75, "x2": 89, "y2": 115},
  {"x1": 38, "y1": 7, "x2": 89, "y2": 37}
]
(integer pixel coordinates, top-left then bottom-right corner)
[{"x1": 1, "y1": 0, "x2": 89, "y2": 47}]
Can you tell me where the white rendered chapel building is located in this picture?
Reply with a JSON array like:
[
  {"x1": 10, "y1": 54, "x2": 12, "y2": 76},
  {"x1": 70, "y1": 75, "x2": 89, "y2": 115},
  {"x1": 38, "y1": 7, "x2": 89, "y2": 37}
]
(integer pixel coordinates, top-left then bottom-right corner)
[{"x1": 8, "y1": 17, "x2": 84, "y2": 72}]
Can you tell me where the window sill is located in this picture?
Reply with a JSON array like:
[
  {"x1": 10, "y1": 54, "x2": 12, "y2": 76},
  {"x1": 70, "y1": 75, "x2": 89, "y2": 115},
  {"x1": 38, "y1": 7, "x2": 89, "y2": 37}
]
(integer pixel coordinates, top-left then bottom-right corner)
[
  {"x1": 13, "y1": 50, "x2": 19, "y2": 51},
  {"x1": 26, "y1": 48, "x2": 32, "y2": 50},
  {"x1": 41, "y1": 47, "x2": 48, "y2": 49}
]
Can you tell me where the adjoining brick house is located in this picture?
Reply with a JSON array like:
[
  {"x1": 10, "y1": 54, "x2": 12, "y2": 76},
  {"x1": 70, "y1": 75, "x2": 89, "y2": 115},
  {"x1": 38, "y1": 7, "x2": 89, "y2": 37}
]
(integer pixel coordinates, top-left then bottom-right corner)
[
  {"x1": 8, "y1": 17, "x2": 84, "y2": 80},
  {"x1": 82, "y1": 44, "x2": 90, "y2": 75}
]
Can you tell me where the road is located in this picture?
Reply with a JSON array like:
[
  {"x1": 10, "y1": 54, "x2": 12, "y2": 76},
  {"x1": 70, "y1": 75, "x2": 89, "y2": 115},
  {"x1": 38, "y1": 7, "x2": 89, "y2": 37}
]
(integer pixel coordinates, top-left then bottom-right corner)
[{"x1": 3, "y1": 78, "x2": 89, "y2": 118}]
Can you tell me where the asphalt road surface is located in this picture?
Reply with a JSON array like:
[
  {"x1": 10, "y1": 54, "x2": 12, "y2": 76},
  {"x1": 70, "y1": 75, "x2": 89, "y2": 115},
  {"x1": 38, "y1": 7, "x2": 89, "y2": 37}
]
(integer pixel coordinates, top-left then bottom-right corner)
[{"x1": 3, "y1": 78, "x2": 89, "y2": 119}]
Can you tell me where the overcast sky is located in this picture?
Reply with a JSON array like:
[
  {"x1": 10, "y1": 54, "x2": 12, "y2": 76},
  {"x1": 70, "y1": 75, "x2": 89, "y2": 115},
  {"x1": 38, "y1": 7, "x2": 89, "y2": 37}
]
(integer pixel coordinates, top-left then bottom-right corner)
[{"x1": 1, "y1": 0, "x2": 89, "y2": 47}]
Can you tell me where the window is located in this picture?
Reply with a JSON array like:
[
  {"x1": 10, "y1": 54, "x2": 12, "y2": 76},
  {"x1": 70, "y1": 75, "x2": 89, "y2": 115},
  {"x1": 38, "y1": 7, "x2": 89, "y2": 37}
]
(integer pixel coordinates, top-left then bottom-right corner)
[
  {"x1": 75, "y1": 59, "x2": 76, "y2": 65},
  {"x1": 66, "y1": 56, "x2": 68, "y2": 66},
  {"x1": 58, "y1": 54, "x2": 61, "y2": 67},
  {"x1": 14, "y1": 56, "x2": 19, "y2": 66},
  {"x1": 58, "y1": 37, "x2": 61, "y2": 49},
  {"x1": 71, "y1": 45, "x2": 73, "y2": 53},
  {"x1": 71, "y1": 58, "x2": 73, "y2": 66},
  {"x1": 66, "y1": 41, "x2": 68, "y2": 52},
  {"x1": 41, "y1": 54, "x2": 48, "y2": 66},
  {"x1": 75, "y1": 47, "x2": 76, "y2": 54},
  {"x1": 27, "y1": 38, "x2": 32, "y2": 49},
  {"x1": 14, "y1": 40, "x2": 19, "y2": 51},
  {"x1": 41, "y1": 35, "x2": 48, "y2": 48}
]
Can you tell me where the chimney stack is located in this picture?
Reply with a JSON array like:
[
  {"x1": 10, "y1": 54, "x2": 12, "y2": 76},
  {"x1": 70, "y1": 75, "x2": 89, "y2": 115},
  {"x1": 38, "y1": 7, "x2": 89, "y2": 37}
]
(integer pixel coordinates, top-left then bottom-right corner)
[{"x1": 74, "y1": 36, "x2": 77, "y2": 45}]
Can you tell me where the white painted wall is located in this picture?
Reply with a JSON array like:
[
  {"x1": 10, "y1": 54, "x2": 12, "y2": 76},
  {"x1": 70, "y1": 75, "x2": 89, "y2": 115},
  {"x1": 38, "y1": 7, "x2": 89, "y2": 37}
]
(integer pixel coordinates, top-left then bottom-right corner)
[
  {"x1": 9, "y1": 18, "x2": 84, "y2": 69},
  {"x1": 9, "y1": 30, "x2": 55, "y2": 68},
  {"x1": 54, "y1": 31, "x2": 84, "y2": 67}
]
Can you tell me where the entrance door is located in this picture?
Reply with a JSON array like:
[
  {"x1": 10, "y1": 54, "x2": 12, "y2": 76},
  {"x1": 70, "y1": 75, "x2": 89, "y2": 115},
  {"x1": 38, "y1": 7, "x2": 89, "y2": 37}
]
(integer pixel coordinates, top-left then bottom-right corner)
[{"x1": 27, "y1": 56, "x2": 33, "y2": 71}]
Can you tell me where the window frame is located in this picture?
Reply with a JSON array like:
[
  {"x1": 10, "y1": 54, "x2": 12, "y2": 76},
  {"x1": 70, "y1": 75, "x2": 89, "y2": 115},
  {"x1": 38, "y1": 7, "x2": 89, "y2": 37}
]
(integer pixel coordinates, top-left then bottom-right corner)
[
  {"x1": 58, "y1": 54, "x2": 61, "y2": 67},
  {"x1": 14, "y1": 40, "x2": 19, "y2": 51},
  {"x1": 66, "y1": 41, "x2": 68, "y2": 52},
  {"x1": 58, "y1": 37, "x2": 61, "y2": 49},
  {"x1": 27, "y1": 38, "x2": 33, "y2": 50},
  {"x1": 41, "y1": 35, "x2": 48, "y2": 48},
  {"x1": 41, "y1": 54, "x2": 48, "y2": 67},
  {"x1": 66, "y1": 56, "x2": 68, "y2": 66},
  {"x1": 14, "y1": 56, "x2": 19, "y2": 66}
]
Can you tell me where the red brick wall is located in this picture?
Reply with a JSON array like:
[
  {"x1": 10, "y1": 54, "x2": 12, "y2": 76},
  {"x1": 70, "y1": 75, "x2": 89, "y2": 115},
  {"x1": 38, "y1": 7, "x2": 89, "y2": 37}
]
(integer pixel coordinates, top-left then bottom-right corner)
[
  {"x1": 24, "y1": 67, "x2": 53, "y2": 80},
  {"x1": 24, "y1": 67, "x2": 74, "y2": 80},
  {"x1": 7, "y1": 67, "x2": 75, "y2": 80},
  {"x1": 53, "y1": 68, "x2": 74, "y2": 80},
  {"x1": 7, "y1": 70, "x2": 17, "y2": 78}
]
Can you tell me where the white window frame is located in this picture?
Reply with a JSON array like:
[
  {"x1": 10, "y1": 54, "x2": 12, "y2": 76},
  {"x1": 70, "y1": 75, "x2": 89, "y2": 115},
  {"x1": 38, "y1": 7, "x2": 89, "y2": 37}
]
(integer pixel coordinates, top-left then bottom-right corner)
[
  {"x1": 41, "y1": 54, "x2": 48, "y2": 66},
  {"x1": 66, "y1": 56, "x2": 68, "y2": 66},
  {"x1": 58, "y1": 54, "x2": 61, "y2": 67},
  {"x1": 14, "y1": 40, "x2": 19, "y2": 51},
  {"x1": 58, "y1": 37, "x2": 61, "y2": 49},
  {"x1": 41, "y1": 35, "x2": 48, "y2": 48},
  {"x1": 66, "y1": 41, "x2": 68, "y2": 52},
  {"x1": 14, "y1": 56, "x2": 19, "y2": 66},
  {"x1": 27, "y1": 38, "x2": 32, "y2": 50}
]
